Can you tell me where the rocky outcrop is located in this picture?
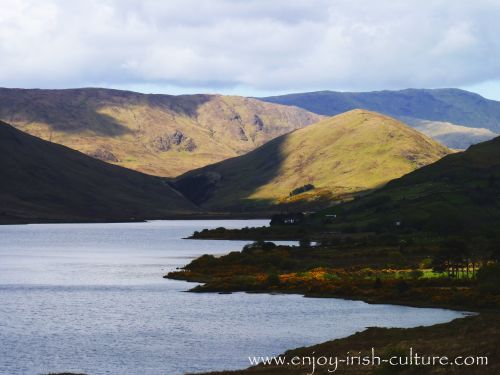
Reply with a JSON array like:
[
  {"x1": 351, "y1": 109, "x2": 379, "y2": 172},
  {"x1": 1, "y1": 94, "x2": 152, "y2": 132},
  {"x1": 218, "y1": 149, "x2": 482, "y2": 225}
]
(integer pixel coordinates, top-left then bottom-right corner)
[
  {"x1": 171, "y1": 130, "x2": 185, "y2": 145},
  {"x1": 0, "y1": 88, "x2": 323, "y2": 177},
  {"x1": 237, "y1": 127, "x2": 248, "y2": 141},
  {"x1": 88, "y1": 147, "x2": 119, "y2": 162},
  {"x1": 151, "y1": 130, "x2": 197, "y2": 152},
  {"x1": 183, "y1": 138, "x2": 197, "y2": 152},
  {"x1": 253, "y1": 115, "x2": 264, "y2": 131},
  {"x1": 151, "y1": 136, "x2": 172, "y2": 151}
]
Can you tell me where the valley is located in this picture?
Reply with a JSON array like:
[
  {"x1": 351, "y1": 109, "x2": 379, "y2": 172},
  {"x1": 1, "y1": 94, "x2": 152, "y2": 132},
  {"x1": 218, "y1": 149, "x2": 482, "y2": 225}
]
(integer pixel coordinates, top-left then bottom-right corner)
[
  {"x1": 1, "y1": 86, "x2": 499, "y2": 374},
  {"x1": 0, "y1": 88, "x2": 321, "y2": 177},
  {"x1": 174, "y1": 110, "x2": 450, "y2": 211},
  {"x1": 3, "y1": 2, "x2": 499, "y2": 374}
]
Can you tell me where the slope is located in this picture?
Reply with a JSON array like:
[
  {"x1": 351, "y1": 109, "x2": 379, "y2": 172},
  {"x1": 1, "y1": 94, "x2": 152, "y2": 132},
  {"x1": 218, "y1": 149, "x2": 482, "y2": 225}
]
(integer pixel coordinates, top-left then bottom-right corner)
[
  {"x1": 261, "y1": 88, "x2": 500, "y2": 147},
  {"x1": 0, "y1": 87, "x2": 322, "y2": 177},
  {"x1": 174, "y1": 110, "x2": 450, "y2": 211},
  {"x1": 320, "y1": 135, "x2": 500, "y2": 234},
  {"x1": 0, "y1": 121, "x2": 199, "y2": 224},
  {"x1": 399, "y1": 117, "x2": 499, "y2": 150}
]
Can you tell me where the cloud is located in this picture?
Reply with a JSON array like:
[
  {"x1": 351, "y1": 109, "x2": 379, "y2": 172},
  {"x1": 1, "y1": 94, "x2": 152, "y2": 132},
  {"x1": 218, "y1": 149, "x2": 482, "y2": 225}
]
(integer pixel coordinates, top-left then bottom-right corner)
[{"x1": 0, "y1": 0, "x2": 499, "y2": 93}]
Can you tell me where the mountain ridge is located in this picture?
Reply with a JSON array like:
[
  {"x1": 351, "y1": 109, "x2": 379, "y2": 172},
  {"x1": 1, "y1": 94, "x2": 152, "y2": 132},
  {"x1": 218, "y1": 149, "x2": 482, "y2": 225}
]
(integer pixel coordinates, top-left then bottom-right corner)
[
  {"x1": 261, "y1": 88, "x2": 500, "y2": 148},
  {"x1": 0, "y1": 87, "x2": 322, "y2": 177},
  {"x1": 175, "y1": 109, "x2": 451, "y2": 211}
]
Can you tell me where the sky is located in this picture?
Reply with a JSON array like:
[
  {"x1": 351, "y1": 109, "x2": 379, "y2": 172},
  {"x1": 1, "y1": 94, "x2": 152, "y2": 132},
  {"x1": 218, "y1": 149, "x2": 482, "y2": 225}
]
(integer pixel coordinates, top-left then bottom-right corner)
[{"x1": 1, "y1": 0, "x2": 500, "y2": 99}]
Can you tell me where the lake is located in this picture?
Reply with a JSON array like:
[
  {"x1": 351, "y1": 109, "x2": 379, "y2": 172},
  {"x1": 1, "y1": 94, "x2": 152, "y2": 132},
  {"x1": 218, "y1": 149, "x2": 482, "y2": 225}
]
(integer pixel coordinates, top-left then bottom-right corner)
[{"x1": 0, "y1": 220, "x2": 467, "y2": 375}]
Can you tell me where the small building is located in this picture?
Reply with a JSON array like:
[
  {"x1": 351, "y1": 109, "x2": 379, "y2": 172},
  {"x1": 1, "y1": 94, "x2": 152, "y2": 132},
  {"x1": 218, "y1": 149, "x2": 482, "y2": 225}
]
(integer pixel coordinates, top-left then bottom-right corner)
[{"x1": 270, "y1": 212, "x2": 305, "y2": 226}]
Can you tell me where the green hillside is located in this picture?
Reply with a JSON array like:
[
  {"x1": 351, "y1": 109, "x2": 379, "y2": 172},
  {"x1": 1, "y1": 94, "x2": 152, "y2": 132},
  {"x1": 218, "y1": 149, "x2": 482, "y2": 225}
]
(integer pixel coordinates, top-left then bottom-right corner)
[
  {"x1": 0, "y1": 87, "x2": 321, "y2": 177},
  {"x1": 0, "y1": 121, "x2": 199, "y2": 224},
  {"x1": 175, "y1": 110, "x2": 450, "y2": 211},
  {"x1": 320, "y1": 135, "x2": 500, "y2": 234}
]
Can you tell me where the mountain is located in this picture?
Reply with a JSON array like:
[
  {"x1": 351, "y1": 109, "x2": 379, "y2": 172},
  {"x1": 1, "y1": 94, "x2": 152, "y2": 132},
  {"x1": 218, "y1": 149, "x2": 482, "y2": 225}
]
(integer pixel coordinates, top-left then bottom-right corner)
[
  {"x1": 399, "y1": 117, "x2": 499, "y2": 150},
  {"x1": 0, "y1": 88, "x2": 321, "y2": 177},
  {"x1": 321, "y1": 135, "x2": 500, "y2": 234},
  {"x1": 261, "y1": 88, "x2": 500, "y2": 148},
  {"x1": 174, "y1": 110, "x2": 450, "y2": 211},
  {"x1": 0, "y1": 120, "x2": 199, "y2": 224}
]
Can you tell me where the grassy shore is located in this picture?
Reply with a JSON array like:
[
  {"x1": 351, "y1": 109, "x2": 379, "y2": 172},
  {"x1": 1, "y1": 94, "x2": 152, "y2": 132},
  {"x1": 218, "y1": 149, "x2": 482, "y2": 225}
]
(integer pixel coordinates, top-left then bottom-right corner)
[
  {"x1": 167, "y1": 238, "x2": 499, "y2": 310},
  {"x1": 168, "y1": 235, "x2": 499, "y2": 374},
  {"x1": 191, "y1": 313, "x2": 499, "y2": 374}
]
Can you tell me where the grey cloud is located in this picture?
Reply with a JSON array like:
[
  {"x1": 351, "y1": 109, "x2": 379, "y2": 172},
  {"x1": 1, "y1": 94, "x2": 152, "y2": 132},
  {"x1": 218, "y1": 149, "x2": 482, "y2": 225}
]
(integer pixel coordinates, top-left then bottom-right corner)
[{"x1": 0, "y1": 0, "x2": 499, "y2": 92}]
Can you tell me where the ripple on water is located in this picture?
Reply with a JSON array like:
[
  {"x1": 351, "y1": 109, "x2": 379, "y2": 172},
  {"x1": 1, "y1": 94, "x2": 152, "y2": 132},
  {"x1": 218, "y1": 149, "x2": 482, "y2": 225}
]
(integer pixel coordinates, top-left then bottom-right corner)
[{"x1": 0, "y1": 220, "x2": 466, "y2": 375}]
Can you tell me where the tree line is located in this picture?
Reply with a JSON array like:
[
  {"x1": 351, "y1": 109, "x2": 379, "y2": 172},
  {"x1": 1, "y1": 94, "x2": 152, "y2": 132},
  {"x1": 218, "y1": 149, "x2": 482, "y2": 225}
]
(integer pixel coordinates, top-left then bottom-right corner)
[{"x1": 432, "y1": 237, "x2": 500, "y2": 278}]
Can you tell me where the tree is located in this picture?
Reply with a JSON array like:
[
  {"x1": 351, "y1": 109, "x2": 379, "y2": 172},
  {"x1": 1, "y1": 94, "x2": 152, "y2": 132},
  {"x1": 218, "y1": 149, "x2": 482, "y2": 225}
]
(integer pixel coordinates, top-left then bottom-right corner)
[
  {"x1": 433, "y1": 239, "x2": 469, "y2": 278},
  {"x1": 289, "y1": 184, "x2": 315, "y2": 196}
]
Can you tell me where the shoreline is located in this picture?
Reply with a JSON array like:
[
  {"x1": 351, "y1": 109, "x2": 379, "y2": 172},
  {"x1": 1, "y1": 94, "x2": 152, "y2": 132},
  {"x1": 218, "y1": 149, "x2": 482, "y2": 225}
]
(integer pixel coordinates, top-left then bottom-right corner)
[
  {"x1": 174, "y1": 282, "x2": 498, "y2": 375},
  {"x1": 0, "y1": 214, "x2": 272, "y2": 226},
  {"x1": 165, "y1": 233, "x2": 499, "y2": 374},
  {"x1": 168, "y1": 271, "x2": 486, "y2": 316},
  {"x1": 191, "y1": 312, "x2": 499, "y2": 375},
  {"x1": 13, "y1": 221, "x2": 499, "y2": 374}
]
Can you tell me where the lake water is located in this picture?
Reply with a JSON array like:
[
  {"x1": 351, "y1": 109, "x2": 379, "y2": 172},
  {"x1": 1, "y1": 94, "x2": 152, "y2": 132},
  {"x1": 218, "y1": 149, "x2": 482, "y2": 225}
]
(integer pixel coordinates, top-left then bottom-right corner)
[{"x1": 0, "y1": 220, "x2": 466, "y2": 375}]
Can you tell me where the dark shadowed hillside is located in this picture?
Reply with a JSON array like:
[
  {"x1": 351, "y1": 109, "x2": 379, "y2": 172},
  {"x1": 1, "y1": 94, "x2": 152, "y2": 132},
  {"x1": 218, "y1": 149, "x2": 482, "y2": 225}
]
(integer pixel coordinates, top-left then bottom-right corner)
[
  {"x1": 0, "y1": 121, "x2": 199, "y2": 224},
  {"x1": 320, "y1": 135, "x2": 500, "y2": 234}
]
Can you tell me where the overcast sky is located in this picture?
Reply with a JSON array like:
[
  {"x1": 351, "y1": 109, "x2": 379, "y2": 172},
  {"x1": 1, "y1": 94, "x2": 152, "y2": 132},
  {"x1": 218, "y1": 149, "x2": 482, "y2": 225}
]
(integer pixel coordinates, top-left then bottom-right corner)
[{"x1": 1, "y1": 0, "x2": 500, "y2": 99}]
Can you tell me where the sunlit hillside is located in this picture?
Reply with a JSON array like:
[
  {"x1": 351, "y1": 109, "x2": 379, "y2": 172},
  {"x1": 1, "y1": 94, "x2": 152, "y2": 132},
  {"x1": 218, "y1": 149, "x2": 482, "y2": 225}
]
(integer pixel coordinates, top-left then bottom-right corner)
[{"x1": 175, "y1": 109, "x2": 451, "y2": 210}]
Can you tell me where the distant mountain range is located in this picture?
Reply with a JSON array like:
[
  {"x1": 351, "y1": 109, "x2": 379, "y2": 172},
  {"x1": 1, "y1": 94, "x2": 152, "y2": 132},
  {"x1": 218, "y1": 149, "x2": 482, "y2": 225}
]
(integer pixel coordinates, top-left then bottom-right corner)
[
  {"x1": 175, "y1": 110, "x2": 450, "y2": 211},
  {"x1": 0, "y1": 120, "x2": 198, "y2": 224},
  {"x1": 398, "y1": 117, "x2": 498, "y2": 150},
  {"x1": 261, "y1": 88, "x2": 500, "y2": 149},
  {"x1": 0, "y1": 87, "x2": 321, "y2": 177}
]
